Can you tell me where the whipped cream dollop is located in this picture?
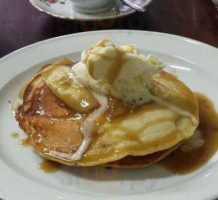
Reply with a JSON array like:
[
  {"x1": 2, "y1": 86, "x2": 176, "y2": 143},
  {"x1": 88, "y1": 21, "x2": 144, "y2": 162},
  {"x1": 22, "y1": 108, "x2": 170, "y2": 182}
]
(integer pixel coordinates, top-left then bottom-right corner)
[{"x1": 71, "y1": 39, "x2": 164, "y2": 105}]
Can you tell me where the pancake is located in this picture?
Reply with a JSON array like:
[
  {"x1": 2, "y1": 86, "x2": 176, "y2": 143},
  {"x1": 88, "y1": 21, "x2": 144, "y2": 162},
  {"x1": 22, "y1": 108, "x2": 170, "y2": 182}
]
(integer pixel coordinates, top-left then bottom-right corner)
[
  {"x1": 104, "y1": 144, "x2": 180, "y2": 168},
  {"x1": 16, "y1": 59, "x2": 199, "y2": 167}
]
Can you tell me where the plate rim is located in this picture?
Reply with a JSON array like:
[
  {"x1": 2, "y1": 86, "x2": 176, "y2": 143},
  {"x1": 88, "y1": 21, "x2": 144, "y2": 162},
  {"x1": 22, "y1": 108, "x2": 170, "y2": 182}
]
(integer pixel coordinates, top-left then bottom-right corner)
[
  {"x1": 0, "y1": 30, "x2": 218, "y2": 200},
  {"x1": 1, "y1": 30, "x2": 217, "y2": 63}
]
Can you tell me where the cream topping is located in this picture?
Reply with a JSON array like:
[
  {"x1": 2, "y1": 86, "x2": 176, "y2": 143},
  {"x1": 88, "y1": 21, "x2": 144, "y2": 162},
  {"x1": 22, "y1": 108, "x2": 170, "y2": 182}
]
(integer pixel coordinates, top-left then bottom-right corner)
[{"x1": 72, "y1": 39, "x2": 164, "y2": 105}]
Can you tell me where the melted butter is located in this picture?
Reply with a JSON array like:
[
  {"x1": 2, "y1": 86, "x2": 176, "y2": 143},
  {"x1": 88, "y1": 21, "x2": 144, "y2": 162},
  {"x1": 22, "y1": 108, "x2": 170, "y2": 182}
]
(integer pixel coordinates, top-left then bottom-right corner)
[
  {"x1": 39, "y1": 160, "x2": 61, "y2": 173},
  {"x1": 11, "y1": 132, "x2": 19, "y2": 138},
  {"x1": 161, "y1": 93, "x2": 218, "y2": 174},
  {"x1": 20, "y1": 139, "x2": 29, "y2": 147}
]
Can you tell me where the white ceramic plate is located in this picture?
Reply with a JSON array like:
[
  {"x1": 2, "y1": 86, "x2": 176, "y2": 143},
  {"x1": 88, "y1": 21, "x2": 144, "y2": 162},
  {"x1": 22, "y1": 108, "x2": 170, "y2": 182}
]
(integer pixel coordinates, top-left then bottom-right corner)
[
  {"x1": 29, "y1": 0, "x2": 152, "y2": 21},
  {"x1": 0, "y1": 30, "x2": 218, "y2": 200}
]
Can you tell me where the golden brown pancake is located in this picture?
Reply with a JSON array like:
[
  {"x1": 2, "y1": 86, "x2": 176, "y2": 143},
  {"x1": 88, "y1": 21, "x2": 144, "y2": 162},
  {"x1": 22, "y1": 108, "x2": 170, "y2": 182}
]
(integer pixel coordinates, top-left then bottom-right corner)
[
  {"x1": 104, "y1": 144, "x2": 180, "y2": 168},
  {"x1": 16, "y1": 59, "x2": 199, "y2": 167}
]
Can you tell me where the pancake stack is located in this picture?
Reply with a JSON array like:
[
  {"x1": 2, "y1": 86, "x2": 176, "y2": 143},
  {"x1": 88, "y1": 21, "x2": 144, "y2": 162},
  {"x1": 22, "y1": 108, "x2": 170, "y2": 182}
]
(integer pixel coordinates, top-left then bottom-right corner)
[{"x1": 16, "y1": 58, "x2": 199, "y2": 168}]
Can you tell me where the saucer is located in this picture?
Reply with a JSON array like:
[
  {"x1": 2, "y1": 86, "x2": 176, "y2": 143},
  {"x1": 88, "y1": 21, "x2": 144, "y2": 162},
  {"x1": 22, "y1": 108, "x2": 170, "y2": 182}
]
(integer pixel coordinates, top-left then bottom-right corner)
[{"x1": 29, "y1": 0, "x2": 153, "y2": 21}]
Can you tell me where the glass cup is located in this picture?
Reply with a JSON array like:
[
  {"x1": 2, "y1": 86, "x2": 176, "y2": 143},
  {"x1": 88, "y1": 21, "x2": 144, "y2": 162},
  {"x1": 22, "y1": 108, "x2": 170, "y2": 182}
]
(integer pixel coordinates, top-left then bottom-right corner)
[{"x1": 71, "y1": 0, "x2": 113, "y2": 14}]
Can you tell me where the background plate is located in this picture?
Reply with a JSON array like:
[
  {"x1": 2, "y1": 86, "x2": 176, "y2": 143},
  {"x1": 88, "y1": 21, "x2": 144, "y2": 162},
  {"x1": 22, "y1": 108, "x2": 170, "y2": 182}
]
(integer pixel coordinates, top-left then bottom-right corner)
[{"x1": 29, "y1": 0, "x2": 152, "y2": 21}]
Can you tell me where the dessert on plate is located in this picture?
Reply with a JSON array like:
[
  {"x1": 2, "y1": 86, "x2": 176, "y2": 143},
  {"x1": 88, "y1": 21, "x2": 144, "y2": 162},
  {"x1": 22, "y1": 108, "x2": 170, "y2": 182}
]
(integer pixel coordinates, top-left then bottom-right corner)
[{"x1": 16, "y1": 39, "x2": 199, "y2": 168}]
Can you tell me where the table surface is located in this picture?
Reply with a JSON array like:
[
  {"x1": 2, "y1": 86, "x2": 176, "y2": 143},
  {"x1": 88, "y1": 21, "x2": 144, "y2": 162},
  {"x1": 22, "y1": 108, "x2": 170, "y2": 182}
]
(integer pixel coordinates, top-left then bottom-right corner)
[{"x1": 0, "y1": 0, "x2": 218, "y2": 58}]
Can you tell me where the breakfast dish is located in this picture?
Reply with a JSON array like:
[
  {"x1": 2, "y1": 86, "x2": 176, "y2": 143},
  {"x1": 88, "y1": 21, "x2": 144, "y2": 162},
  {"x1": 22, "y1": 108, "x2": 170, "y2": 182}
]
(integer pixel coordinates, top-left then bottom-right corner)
[
  {"x1": 29, "y1": 0, "x2": 152, "y2": 21},
  {"x1": 1, "y1": 31, "x2": 218, "y2": 200},
  {"x1": 16, "y1": 39, "x2": 200, "y2": 168}
]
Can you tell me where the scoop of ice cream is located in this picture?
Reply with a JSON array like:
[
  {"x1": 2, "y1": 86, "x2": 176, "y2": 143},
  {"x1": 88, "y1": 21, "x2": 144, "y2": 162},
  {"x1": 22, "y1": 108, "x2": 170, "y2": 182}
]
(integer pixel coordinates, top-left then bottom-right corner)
[{"x1": 71, "y1": 39, "x2": 164, "y2": 105}]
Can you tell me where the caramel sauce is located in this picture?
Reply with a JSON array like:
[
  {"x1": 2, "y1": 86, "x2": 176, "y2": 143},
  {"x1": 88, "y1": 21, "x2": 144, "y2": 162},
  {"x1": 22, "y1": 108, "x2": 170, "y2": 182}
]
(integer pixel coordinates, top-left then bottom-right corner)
[
  {"x1": 39, "y1": 160, "x2": 61, "y2": 173},
  {"x1": 84, "y1": 39, "x2": 126, "y2": 84},
  {"x1": 11, "y1": 132, "x2": 19, "y2": 138},
  {"x1": 105, "y1": 50, "x2": 125, "y2": 84},
  {"x1": 102, "y1": 98, "x2": 180, "y2": 145},
  {"x1": 161, "y1": 93, "x2": 218, "y2": 174},
  {"x1": 20, "y1": 139, "x2": 29, "y2": 147},
  {"x1": 104, "y1": 97, "x2": 131, "y2": 121},
  {"x1": 87, "y1": 59, "x2": 95, "y2": 80},
  {"x1": 80, "y1": 98, "x2": 182, "y2": 163}
]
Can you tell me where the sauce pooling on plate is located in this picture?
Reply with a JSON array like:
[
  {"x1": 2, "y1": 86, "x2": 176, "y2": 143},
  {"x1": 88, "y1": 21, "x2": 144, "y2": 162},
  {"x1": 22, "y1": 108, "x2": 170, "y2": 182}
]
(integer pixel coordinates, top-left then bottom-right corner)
[
  {"x1": 11, "y1": 132, "x2": 19, "y2": 138},
  {"x1": 161, "y1": 93, "x2": 218, "y2": 174},
  {"x1": 20, "y1": 139, "x2": 29, "y2": 147},
  {"x1": 39, "y1": 160, "x2": 61, "y2": 173}
]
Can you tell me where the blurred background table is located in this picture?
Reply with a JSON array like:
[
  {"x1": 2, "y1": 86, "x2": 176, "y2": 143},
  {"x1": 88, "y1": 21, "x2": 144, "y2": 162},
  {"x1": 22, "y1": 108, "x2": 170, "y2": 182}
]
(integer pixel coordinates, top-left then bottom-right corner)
[{"x1": 0, "y1": 0, "x2": 218, "y2": 58}]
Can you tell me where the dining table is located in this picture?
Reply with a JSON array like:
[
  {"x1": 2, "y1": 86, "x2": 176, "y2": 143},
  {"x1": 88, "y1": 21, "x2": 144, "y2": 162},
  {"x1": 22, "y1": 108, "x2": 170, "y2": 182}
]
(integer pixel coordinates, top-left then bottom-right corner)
[{"x1": 0, "y1": 0, "x2": 217, "y2": 58}]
